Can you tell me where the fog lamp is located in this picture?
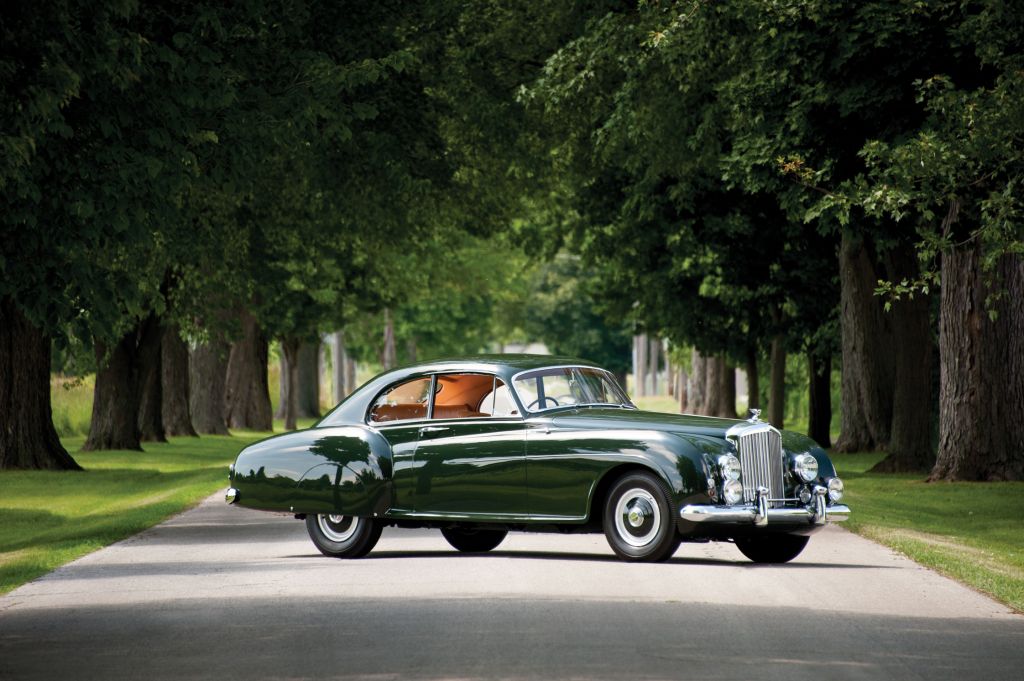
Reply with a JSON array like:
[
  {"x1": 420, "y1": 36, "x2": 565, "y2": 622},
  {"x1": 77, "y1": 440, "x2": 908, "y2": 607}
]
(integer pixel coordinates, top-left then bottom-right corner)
[
  {"x1": 718, "y1": 454, "x2": 742, "y2": 481},
  {"x1": 828, "y1": 477, "x2": 844, "y2": 502},
  {"x1": 723, "y1": 479, "x2": 744, "y2": 505},
  {"x1": 793, "y1": 453, "x2": 819, "y2": 482}
]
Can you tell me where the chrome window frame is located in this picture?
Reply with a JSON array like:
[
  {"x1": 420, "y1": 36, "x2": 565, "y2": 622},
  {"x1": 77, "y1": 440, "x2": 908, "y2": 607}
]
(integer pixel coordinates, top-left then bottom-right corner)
[
  {"x1": 509, "y1": 365, "x2": 635, "y2": 415},
  {"x1": 364, "y1": 370, "x2": 525, "y2": 427}
]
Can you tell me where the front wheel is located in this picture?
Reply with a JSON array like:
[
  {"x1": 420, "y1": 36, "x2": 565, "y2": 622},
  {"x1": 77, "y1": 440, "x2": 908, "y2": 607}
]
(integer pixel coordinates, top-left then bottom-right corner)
[
  {"x1": 603, "y1": 472, "x2": 680, "y2": 562},
  {"x1": 734, "y1": 534, "x2": 809, "y2": 563},
  {"x1": 441, "y1": 527, "x2": 508, "y2": 553},
  {"x1": 306, "y1": 514, "x2": 382, "y2": 558}
]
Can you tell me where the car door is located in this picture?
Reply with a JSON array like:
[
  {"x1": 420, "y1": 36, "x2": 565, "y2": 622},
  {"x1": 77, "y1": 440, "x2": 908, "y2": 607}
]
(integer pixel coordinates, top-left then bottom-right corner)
[
  {"x1": 409, "y1": 373, "x2": 528, "y2": 518},
  {"x1": 365, "y1": 375, "x2": 433, "y2": 514}
]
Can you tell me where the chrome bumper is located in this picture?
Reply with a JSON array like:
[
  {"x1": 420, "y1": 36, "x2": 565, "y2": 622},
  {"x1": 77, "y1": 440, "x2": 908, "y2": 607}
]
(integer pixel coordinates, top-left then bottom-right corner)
[
  {"x1": 225, "y1": 487, "x2": 239, "y2": 504},
  {"x1": 680, "y1": 486, "x2": 850, "y2": 526}
]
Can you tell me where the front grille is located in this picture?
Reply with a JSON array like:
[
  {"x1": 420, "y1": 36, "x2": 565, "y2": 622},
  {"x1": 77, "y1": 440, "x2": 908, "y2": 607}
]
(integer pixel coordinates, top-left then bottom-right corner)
[{"x1": 734, "y1": 426, "x2": 785, "y2": 505}]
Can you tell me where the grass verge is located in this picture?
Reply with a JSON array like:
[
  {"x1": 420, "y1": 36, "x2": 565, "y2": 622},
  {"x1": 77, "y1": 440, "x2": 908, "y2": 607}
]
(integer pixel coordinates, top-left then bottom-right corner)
[
  {"x1": 833, "y1": 451, "x2": 1024, "y2": 613},
  {"x1": 0, "y1": 432, "x2": 267, "y2": 595}
]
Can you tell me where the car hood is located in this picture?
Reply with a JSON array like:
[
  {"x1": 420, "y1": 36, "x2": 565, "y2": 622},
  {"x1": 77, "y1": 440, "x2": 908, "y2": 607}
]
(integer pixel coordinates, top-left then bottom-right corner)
[{"x1": 549, "y1": 408, "x2": 743, "y2": 439}]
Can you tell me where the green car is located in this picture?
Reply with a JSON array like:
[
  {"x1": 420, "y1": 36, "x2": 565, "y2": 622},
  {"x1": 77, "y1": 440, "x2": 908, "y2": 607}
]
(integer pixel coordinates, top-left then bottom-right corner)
[{"x1": 227, "y1": 355, "x2": 849, "y2": 563}]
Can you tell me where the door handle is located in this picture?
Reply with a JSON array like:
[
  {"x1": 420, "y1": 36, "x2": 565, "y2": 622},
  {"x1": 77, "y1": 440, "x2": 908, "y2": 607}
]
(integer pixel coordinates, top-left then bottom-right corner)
[{"x1": 419, "y1": 425, "x2": 450, "y2": 434}]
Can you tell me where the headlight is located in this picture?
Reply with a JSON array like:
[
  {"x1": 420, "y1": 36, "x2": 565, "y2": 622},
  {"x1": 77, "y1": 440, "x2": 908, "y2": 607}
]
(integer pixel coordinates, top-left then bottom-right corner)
[
  {"x1": 723, "y1": 479, "x2": 744, "y2": 505},
  {"x1": 793, "y1": 453, "x2": 819, "y2": 482},
  {"x1": 718, "y1": 454, "x2": 742, "y2": 481},
  {"x1": 828, "y1": 477, "x2": 844, "y2": 502}
]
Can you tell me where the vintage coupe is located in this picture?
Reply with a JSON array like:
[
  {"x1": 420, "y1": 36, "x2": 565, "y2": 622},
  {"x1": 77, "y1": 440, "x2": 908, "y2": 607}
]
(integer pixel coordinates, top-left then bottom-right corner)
[{"x1": 227, "y1": 355, "x2": 849, "y2": 563}]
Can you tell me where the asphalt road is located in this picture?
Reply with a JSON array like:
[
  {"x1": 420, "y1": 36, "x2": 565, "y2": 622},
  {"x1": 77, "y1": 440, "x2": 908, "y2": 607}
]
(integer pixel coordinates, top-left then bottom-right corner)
[{"x1": 1, "y1": 495, "x2": 1021, "y2": 681}]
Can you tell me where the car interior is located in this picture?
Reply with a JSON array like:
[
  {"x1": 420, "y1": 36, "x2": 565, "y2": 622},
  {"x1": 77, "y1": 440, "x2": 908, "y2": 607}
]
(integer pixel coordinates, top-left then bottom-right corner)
[{"x1": 369, "y1": 373, "x2": 518, "y2": 423}]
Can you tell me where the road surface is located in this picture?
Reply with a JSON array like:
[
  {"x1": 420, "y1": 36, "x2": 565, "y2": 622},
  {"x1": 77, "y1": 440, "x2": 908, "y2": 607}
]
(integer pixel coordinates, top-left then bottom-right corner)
[{"x1": 1, "y1": 494, "x2": 1021, "y2": 680}]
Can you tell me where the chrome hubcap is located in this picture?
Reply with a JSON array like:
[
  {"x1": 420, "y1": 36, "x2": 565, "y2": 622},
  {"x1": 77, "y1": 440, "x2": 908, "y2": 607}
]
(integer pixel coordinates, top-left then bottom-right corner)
[
  {"x1": 317, "y1": 514, "x2": 359, "y2": 543},
  {"x1": 614, "y1": 488, "x2": 661, "y2": 548}
]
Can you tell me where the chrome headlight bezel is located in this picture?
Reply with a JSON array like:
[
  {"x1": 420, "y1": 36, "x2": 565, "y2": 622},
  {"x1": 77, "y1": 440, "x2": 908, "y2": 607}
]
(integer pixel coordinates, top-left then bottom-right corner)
[
  {"x1": 722, "y1": 479, "x2": 744, "y2": 505},
  {"x1": 827, "y1": 476, "x2": 844, "y2": 502},
  {"x1": 793, "y1": 453, "x2": 819, "y2": 483},
  {"x1": 717, "y1": 454, "x2": 742, "y2": 481}
]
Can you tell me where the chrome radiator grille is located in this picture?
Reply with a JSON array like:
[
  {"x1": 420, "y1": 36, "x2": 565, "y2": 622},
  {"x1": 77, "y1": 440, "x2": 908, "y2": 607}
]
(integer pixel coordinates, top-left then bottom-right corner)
[{"x1": 735, "y1": 427, "x2": 785, "y2": 504}]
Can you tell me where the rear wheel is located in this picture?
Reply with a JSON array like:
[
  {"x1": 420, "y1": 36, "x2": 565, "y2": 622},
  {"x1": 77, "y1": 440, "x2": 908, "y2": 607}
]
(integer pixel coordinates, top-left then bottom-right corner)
[
  {"x1": 306, "y1": 514, "x2": 382, "y2": 558},
  {"x1": 734, "y1": 534, "x2": 809, "y2": 563},
  {"x1": 603, "y1": 472, "x2": 680, "y2": 562},
  {"x1": 441, "y1": 527, "x2": 508, "y2": 553}
]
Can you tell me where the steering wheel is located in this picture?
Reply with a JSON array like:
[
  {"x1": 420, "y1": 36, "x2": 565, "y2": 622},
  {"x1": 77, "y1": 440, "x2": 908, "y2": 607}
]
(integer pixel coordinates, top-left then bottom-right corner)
[{"x1": 527, "y1": 396, "x2": 560, "y2": 410}]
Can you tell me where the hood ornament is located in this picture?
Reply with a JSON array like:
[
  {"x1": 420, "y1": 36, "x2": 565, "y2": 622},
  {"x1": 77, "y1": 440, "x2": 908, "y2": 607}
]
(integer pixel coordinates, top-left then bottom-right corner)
[{"x1": 746, "y1": 408, "x2": 762, "y2": 423}]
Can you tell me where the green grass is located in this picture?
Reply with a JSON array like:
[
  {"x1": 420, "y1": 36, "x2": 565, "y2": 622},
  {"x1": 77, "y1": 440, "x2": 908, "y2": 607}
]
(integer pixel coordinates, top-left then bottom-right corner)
[
  {"x1": 832, "y1": 451, "x2": 1024, "y2": 612},
  {"x1": 0, "y1": 432, "x2": 267, "y2": 595},
  {"x1": 51, "y1": 375, "x2": 95, "y2": 438}
]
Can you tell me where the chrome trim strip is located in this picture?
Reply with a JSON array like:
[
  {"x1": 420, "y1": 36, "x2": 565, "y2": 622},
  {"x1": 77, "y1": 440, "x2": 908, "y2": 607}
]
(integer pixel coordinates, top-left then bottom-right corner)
[
  {"x1": 387, "y1": 510, "x2": 587, "y2": 523},
  {"x1": 680, "y1": 503, "x2": 851, "y2": 525}
]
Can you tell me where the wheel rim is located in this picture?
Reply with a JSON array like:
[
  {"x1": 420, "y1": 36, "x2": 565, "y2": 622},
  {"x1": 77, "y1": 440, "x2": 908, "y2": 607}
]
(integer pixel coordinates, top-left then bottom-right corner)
[
  {"x1": 614, "y1": 488, "x2": 661, "y2": 548},
  {"x1": 317, "y1": 514, "x2": 359, "y2": 543}
]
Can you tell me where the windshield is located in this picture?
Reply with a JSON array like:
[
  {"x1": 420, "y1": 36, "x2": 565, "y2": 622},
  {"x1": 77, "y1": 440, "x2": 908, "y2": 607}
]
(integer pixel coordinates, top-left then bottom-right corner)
[{"x1": 512, "y1": 366, "x2": 633, "y2": 413}]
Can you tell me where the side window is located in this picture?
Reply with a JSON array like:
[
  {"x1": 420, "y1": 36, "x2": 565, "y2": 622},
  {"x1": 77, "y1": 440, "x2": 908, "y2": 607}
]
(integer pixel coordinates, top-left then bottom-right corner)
[
  {"x1": 432, "y1": 374, "x2": 513, "y2": 419},
  {"x1": 478, "y1": 381, "x2": 518, "y2": 417},
  {"x1": 369, "y1": 377, "x2": 431, "y2": 423}
]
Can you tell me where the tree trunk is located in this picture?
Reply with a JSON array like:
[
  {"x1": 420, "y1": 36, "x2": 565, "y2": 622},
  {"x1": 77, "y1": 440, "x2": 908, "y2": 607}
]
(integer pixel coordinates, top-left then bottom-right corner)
[
  {"x1": 704, "y1": 355, "x2": 721, "y2": 416},
  {"x1": 634, "y1": 334, "x2": 647, "y2": 397},
  {"x1": 689, "y1": 349, "x2": 706, "y2": 414},
  {"x1": 280, "y1": 337, "x2": 300, "y2": 431},
  {"x1": 83, "y1": 328, "x2": 143, "y2": 451},
  {"x1": 808, "y1": 350, "x2": 832, "y2": 448},
  {"x1": 835, "y1": 230, "x2": 894, "y2": 452},
  {"x1": 190, "y1": 337, "x2": 230, "y2": 435},
  {"x1": 722, "y1": 362, "x2": 737, "y2": 419},
  {"x1": 161, "y1": 323, "x2": 197, "y2": 437},
  {"x1": 648, "y1": 336, "x2": 660, "y2": 394},
  {"x1": 331, "y1": 330, "x2": 348, "y2": 404},
  {"x1": 931, "y1": 248, "x2": 1024, "y2": 481},
  {"x1": 223, "y1": 310, "x2": 272, "y2": 431},
  {"x1": 0, "y1": 297, "x2": 81, "y2": 470},
  {"x1": 872, "y1": 245, "x2": 934, "y2": 472},
  {"x1": 295, "y1": 341, "x2": 321, "y2": 418},
  {"x1": 663, "y1": 352, "x2": 671, "y2": 395},
  {"x1": 345, "y1": 354, "x2": 357, "y2": 398},
  {"x1": 768, "y1": 335, "x2": 786, "y2": 429},
  {"x1": 406, "y1": 337, "x2": 418, "y2": 365},
  {"x1": 745, "y1": 348, "x2": 760, "y2": 411},
  {"x1": 274, "y1": 352, "x2": 288, "y2": 420},
  {"x1": 677, "y1": 366, "x2": 688, "y2": 413},
  {"x1": 135, "y1": 313, "x2": 166, "y2": 443},
  {"x1": 382, "y1": 308, "x2": 396, "y2": 370}
]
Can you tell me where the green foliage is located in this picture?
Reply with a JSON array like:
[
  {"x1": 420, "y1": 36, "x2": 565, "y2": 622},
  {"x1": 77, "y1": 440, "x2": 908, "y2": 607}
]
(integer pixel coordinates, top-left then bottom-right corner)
[
  {"x1": 520, "y1": 1, "x2": 840, "y2": 363},
  {"x1": 522, "y1": 253, "x2": 633, "y2": 375}
]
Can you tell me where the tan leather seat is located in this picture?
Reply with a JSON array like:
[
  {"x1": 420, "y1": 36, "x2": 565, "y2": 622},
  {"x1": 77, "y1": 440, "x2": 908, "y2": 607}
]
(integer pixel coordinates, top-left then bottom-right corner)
[{"x1": 432, "y1": 404, "x2": 485, "y2": 420}]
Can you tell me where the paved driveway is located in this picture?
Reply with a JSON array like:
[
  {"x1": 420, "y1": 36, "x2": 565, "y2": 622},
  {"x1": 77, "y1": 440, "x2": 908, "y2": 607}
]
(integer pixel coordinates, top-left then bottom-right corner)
[{"x1": 1, "y1": 495, "x2": 1021, "y2": 680}]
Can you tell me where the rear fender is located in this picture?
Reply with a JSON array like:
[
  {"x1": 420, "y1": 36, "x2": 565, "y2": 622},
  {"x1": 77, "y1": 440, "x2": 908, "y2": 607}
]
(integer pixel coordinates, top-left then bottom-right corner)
[{"x1": 230, "y1": 426, "x2": 392, "y2": 514}]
